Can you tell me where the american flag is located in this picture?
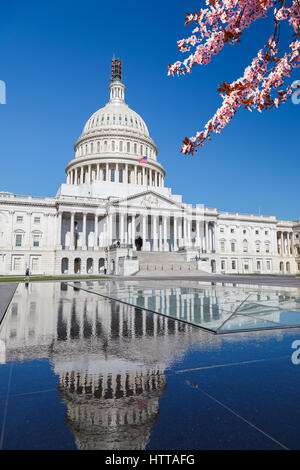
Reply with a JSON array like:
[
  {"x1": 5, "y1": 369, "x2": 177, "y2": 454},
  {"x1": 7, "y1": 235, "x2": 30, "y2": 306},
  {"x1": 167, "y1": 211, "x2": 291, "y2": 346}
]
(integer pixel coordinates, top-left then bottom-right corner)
[{"x1": 139, "y1": 156, "x2": 147, "y2": 163}]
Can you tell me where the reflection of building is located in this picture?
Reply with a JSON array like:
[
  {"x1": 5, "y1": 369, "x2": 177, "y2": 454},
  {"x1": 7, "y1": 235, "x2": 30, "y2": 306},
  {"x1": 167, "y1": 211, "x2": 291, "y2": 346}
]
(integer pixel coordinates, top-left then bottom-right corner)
[
  {"x1": 0, "y1": 282, "x2": 200, "y2": 449},
  {"x1": 0, "y1": 59, "x2": 299, "y2": 276}
]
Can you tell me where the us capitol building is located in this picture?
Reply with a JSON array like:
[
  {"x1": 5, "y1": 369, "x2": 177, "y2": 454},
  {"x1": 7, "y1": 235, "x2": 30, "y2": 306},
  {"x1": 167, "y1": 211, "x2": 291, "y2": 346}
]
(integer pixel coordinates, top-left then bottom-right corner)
[{"x1": 0, "y1": 59, "x2": 299, "y2": 276}]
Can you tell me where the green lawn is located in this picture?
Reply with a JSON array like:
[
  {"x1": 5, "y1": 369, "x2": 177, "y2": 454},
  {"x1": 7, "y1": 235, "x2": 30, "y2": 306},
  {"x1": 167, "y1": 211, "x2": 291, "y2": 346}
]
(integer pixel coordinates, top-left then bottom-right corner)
[{"x1": 0, "y1": 275, "x2": 109, "y2": 283}]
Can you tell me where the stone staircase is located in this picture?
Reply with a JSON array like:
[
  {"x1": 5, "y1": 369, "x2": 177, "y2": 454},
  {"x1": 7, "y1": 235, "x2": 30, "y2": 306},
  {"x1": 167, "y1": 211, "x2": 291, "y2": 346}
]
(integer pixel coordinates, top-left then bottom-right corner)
[{"x1": 133, "y1": 251, "x2": 198, "y2": 272}]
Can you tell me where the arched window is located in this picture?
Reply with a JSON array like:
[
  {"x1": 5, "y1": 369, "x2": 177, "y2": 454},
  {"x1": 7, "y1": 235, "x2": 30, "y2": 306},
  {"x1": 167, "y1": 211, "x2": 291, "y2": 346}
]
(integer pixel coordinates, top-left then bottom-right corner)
[
  {"x1": 255, "y1": 241, "x2": 261, "y2": 253},
  {"x1": 97, "y1": 141, "x2": 100, "y2": 152},
  {"x1": 231, "y1": 240, "x2": 236, "y2": 252},
  {"x1": 140, "y1": 145, "x2": 143, "y2": 155},
  {"x1": 104, "y1": 141, "x2": 108, "y2": 151},
  {"x1": 134, "y1": 143, "x2": 137, "y2": 154},
  {"x1": 127, "y1": 142, "x2": 130, "y2": 153},
  {"x1": 112, "y1": 141, "x2": 115, "y2": 151},
  {"x1": 243, "y1": 239, "x2": 248, "y2": 252},
  {"x1": 91, "y1": 142, "x2": 93, "y2": 153},
  {"x1": 119, "y1": 141, "x2": 123, "y2": 152},
  {"x1": 265, "y1": 242, "x2": 270, "y2": 253},
  {"x1": 85, "y1": 144, "x2": 88, "y2": 155},
  {"x1": 220, "y1": 240, "x2": 225, "y2": 252}
]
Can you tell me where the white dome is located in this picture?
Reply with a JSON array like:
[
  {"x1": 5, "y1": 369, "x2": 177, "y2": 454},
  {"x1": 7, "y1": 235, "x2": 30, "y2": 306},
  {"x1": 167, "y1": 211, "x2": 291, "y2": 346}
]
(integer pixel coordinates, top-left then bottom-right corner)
[
  {"x1": 65, "y1": 61, "x2": 165, "y2": 190},
  {"x1": 83, "y1": 100, "x2": 150, "y2": 138}
]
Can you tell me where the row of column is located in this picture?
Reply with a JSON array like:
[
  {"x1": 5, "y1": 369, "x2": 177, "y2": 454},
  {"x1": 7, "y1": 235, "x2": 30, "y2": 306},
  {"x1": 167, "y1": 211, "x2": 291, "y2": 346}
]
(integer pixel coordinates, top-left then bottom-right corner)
[
  {"x1": 277, "y1": 231, "x2": 297, "y2": 256},
  {"x1": 56, "y1": 211, "x2": 215, "y2": 252},
  {"x1": 67, "y1": 163, "x2": 164, "y2": 187}
]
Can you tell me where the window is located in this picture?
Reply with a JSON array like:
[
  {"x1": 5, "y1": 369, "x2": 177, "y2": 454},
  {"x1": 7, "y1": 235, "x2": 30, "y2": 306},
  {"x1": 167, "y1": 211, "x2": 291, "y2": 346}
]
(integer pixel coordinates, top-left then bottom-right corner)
[
  {"x1": 256, "y1": 242, "x2": 260, "y2": 253},
  {"x1": 257, "y1": 260, "x2": 261, "y2": 270},
  {"x1": 16, "y1": 216, "x2": 23, "y2": 223},
  {"x1": 243, "y1": 239, "x2": 248, "y2": 253},
  {"x1": 220, "y1": 241, "x2": 225, "y2": 252},
  {"x1": 119, "y1": 141, "x2": 123, "y2": 152},
  {"x1": 31, "y1": 257, "x2": 39, "y2": 271},
  {"x1": 15, "y1": 234, "x2": 22, "y2": 247},
  {"x1": 13, "y1": 257, "x2": 22, "y2": 271},
  {"x1": 134, "y1": 143, "x2": 137, "y2": 154},
  {"x1": 111, "y1": 168, "x2": 115, "y2": 182},
  {"x1": 97, "y1": 141, "x2": 100, "y2": 152},
  {"x1": 119, "y1": 169, "x2": 123, "y2": 183},
  {"x1": 91, "y1": 142, "x2": 93, "y2": 153},
  {"x1": 33, "y1": 235, "x2": 40, "y2": 247},
  {"x1": 243, "y1": 229, "x2": 247, "y2": 234},
  {"x1": 127, "y1": 142, "x2": 130, "y2": 152},
  {"x1": 230, "y1": 228, "x2": 235, "y2": 233},
  {"x1": 231, "y1": 242, "x2": 235, "y2": 252},
  {"x1": 34, "y1": 217, "x2": 40, "y2": 224},
  {"x1": 265, "y1": 243, "x2": 270, "y2": 253},
  {"x1": 104, "y1": 141, "x2": 108, "y2": 151},
  {"x1": 267, "y1": 261, "x2": 271, "y2": 270},
  {"x1": 220, "y1": 227, "x2": 224, "y2": 233},
  {"x1": 265, "y1": 230, "x2": 269, "y2": 236},
  {"x1": 255, "y1": 229, "x2": 259, "y2": 235},
  {"x1": 103, "y1": 169, "x2": 106, "y2": 181},
  {"x1": 221, "y1": 260, "x2": 226, "y2": 270},
  {"x1": 112, "y1": 141, "x2": 115, "y2": 151},
  {"x1": 232, "y1": 260, "x2": 236, "y2": 270}
]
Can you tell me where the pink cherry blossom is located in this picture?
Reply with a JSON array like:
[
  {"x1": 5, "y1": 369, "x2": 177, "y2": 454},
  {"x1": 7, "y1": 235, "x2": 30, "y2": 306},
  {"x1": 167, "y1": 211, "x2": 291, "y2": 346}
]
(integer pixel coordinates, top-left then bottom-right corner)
[{"x1": 168, "y1": 0, "x2": 300, "y2": 154}]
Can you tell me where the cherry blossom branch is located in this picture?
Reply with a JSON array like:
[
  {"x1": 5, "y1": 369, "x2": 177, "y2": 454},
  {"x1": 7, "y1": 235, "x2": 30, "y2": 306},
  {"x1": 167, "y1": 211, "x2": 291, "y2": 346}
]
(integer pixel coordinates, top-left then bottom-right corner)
[{"x1": 168, "y1": 0, "x2": 300, "y2": 154}]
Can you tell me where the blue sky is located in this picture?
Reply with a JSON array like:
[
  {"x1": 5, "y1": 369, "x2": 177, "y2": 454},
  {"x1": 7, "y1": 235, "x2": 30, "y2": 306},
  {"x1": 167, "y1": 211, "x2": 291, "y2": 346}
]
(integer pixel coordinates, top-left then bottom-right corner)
[{"x1": 0, "y1": 0, "x2": 298, "y2": 220}]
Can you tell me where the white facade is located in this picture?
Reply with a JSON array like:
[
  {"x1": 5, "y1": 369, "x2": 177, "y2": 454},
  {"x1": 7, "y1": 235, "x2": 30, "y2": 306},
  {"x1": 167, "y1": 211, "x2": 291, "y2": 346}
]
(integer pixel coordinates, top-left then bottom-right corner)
[{"x1": 0, "y1": 62, "x2": 299, "y2": 276}]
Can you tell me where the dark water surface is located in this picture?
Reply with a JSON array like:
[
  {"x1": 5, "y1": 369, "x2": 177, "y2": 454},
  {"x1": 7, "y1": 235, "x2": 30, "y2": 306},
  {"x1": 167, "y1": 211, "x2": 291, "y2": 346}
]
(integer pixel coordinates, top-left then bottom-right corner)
[{"x1": 0, "y1": 281, "x2": 300, "y2": 450}]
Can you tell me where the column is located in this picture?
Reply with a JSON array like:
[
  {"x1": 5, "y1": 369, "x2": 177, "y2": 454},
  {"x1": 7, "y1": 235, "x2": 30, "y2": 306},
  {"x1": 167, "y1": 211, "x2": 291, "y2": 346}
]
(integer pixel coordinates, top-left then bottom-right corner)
[
  {"x1": 94, "y1": 214, "x2": 98, "y2": 249},
  {"x1": 96, "y1": 164, "x2": 100, "y2": 181},
  {"x1": 281, "y1": 232, "x2": 284, "y2": 256},
  {"x1": 205, "y1": 221, "x2": 209, "y2": 252},
  {"x1": 80, "y1": 167, "x2": 83, "y2": 184},
  {"x1": 106, "y1": 163, "x2": 109, "y2": 182},
  {"x1": 82, "y1": 213, "x2": 87, "y2": 250},
  {"x1": 134, "y1": 165, "x2": 137, "y2": 185},
  {"x1": 163, "y1": 216, "x2": 168, "y2": 251},
  {"x1": 152, "y1": 214, "x2": 158, "y2": 251},
  {"x1": 116, "y1": 163, "x2": 119, "y2": 183},
  {"x1": 56, "y1": 212, "x2": 62, "y2": 247},
  {"x1": 173, "y1": 216, "x2": 178, "y2": 251},
  {"x1": 131, "y1": 214, "x2": 136, "y2": 246},
  {"x1": 75, "y1": 168, "x2": 78, "y2": 185},
  {"x1": 142, "y1": 214, "x2": 147, "y2": 250},
  {"x1": 70, "y1": 212, "x2": 75, "y2": 249},
  {"x1": 125, "y1": 164, "x2": 129, "y2": 184},
  {"x1": 142, "y1": 167, "x2": 145, "y2": 186},
  {"x1": 287, "y1": 232, "x2": 291, "y2": 256},
  {"x1": 120, "y1": 213, "x2": 125, "y2": 244},
  {"x1": 195, "y1": 219, "x2": 200, "y2": 248}
]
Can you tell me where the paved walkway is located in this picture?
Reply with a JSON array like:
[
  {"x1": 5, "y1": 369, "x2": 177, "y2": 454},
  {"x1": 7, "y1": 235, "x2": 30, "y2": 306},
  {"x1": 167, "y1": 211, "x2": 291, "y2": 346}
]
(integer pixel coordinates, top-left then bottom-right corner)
[{"x1": 0, "y1": 283, "x2": 18, "y2": 325}]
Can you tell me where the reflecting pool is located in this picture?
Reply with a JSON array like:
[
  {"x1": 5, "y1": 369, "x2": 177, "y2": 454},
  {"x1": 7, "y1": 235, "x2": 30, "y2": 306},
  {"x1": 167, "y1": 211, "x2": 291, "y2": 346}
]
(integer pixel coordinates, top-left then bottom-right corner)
[
  {"x1": 1, "y1": 281, "x2": 300, "y2": 450},
  {"x1": 68, "y1": 280, "x2": 300, "y2": 333}
]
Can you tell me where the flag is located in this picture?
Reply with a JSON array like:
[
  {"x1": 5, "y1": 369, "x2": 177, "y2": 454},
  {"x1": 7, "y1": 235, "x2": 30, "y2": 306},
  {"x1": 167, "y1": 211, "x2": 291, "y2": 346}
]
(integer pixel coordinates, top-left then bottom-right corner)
[{"x1": 139, "y1": 156, "x2": 147, "y2": 163}]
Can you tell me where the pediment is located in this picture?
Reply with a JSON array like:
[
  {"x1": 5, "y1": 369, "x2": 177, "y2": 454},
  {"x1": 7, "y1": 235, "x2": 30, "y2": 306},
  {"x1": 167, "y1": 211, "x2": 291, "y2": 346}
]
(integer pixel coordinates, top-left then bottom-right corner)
[{"x1": 112, "y1": 190, "x2": 183, "y2": 211}]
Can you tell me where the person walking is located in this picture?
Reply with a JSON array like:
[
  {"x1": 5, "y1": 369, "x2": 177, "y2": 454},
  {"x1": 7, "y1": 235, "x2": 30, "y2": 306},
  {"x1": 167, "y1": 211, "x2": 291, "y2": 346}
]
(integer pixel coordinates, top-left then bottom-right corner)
[{"x1": 25, "y1": 267, "x2": 30, "y2": 282}]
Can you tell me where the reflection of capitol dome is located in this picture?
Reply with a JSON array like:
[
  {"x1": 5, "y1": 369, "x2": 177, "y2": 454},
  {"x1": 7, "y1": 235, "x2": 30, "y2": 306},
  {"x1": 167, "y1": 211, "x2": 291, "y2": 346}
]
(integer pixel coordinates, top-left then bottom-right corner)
[
  {"x1": 58, "y1": 368, "x2": 166, "y2": 450},
  {"x1": 65, "y1": 58, "x2": 165, "y2": 188}
]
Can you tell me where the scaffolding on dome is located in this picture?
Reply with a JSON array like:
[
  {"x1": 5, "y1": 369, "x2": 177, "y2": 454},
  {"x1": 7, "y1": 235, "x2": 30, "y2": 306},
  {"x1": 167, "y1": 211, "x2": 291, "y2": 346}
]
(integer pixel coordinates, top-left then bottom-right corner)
[{"x1": 111, "y1": 58, "x2": 122, "y2": 82}]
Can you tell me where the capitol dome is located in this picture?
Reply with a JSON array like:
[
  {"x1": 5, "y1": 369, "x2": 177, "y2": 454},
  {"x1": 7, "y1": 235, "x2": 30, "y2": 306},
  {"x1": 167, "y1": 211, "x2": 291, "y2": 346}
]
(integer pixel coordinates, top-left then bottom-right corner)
[{"x1": 65, "y1": 59, "x2": 165, "y2": 188}]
